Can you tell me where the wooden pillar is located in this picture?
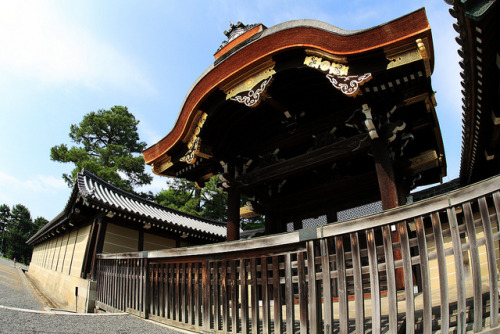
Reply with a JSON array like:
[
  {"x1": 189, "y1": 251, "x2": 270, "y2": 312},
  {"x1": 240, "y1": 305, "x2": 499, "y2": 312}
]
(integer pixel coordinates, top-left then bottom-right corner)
[
  {"x1": 226, "y1": 187, "x2": 240, "y2": 241},
  {"x1": 371, "y1": 138, "x2": 406, "y2": 289},
  {"x1": 82, "y1": 218, "x2": 99, "y2": 278},
  {"x1": 89, "y1": 215, "x2": 108, "y2": 279},
  {"x1": 371, "y1": 139, "x2": 400, "y2": 210}
]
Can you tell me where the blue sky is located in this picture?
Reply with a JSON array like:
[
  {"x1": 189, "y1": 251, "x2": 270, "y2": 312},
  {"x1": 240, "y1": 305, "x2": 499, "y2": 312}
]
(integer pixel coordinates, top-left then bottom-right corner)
[{"x1": 0, "y1": 1, "x2": 461, "y2": 221}]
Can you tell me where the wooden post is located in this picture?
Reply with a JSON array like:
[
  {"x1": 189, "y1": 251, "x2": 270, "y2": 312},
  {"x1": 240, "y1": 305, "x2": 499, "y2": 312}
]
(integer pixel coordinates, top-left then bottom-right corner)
[
  {"x1": 143, "y1": 255, "x2": 150, "y2": 319},
  {"x1": 371, "y1": 138, "x2": 405, "y2": 290},
  {"x1": 227, "y1": 187, "x2": 240, "y2": 241},
  {"x1": 371, "y1": 138, "x2": 400, "y2": 210},
  {"x1": 89, "y1": 215, "x2": 108, "y2": 280}
]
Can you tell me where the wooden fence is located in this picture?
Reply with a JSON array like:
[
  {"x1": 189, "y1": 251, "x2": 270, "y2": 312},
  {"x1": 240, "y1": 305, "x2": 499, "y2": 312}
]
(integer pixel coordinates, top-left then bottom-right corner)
[{"x1": 96, "y1": 175, "x2": 500, "y2": 333}]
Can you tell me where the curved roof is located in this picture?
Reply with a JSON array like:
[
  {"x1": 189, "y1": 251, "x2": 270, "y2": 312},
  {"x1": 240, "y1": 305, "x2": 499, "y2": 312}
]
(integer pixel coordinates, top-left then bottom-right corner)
[
  {"x1": 141, "y1": 8, "x2": 445, "y2": 221},
  {"x1": 143, "y1": 8, "x2": 434, "y2": 166}
]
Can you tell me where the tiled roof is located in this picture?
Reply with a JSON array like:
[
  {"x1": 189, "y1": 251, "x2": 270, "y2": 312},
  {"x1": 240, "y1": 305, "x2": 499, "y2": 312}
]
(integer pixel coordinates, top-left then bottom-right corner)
[
  {"x1": 27, "y1": 170, "x2": 227, "y2": 244},
  {"x1": 448, "y1": 0, "x2": 499, "y2": 184},
  {"x1": 78, "y1": 170, "x2": 226, "y2": 238}
]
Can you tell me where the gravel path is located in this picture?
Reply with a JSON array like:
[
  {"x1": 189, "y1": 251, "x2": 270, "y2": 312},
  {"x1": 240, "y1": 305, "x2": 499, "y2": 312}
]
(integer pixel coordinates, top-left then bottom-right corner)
[
  {"x1": 0, "y1": 257, "x2": 188, "y2": 334},
  {"x1": 0, "y1": 308, "x2": 185, "y2": 334},
  {"x1": 0, "y1": 257, "x2": 44, "y2": 310}
]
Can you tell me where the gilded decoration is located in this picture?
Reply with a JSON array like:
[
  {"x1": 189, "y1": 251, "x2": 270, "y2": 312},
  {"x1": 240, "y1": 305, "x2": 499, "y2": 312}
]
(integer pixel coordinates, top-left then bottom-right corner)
[
  {"x1": 304, "y1": 55, "x2": 371, "y2": 97},
  {"x1": 229, "y1": 77, "x2": 274, "y2": 107},
  {"x1": 153, "y1": 157, "x2": 173, "y2": 175},
  {"x1": 416, "y1": 38, "x2": 431, "y2": 77},
  {"x1": 180, "y1": 112, "x2": 208, "y2": 164},
  {"x1": 224, "y1": 61, "x2": 276, "y2": 107},
  {"x1": 304, "y1": 55, "x2": 349, "y2": 76},
  {"x1": 326, "y1": 73, "x2": 372, "y2": 97},
  {"x1": 386, "y1": 49, "x2": 423, "y2": 70}
]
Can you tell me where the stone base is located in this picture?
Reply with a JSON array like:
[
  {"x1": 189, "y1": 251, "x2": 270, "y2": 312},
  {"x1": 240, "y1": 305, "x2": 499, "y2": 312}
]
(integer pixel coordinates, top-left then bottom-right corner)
[{"x1": 26, "y1": 264, "x2": 96, "y2": 313}]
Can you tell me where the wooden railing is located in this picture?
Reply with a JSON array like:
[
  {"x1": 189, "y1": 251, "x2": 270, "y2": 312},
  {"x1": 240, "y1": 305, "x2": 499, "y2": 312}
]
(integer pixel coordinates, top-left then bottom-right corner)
[{"x1": 96, "y1": 175, "x2": 500, "y2": 333}]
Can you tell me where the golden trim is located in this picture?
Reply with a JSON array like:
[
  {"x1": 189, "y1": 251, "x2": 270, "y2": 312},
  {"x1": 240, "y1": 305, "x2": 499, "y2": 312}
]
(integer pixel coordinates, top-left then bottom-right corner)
[
  {"x1": 417, "y1": 38, "x2": 431, "y2": 77},
  {"x1": 240, "y1": 205, "x2": 261, "y2": 218},
  {"x1": 304, "y1": 55, "x2": 349, "y2": 76},
  {"x1": 183, "y1": 111, "x2": 206, "y2": 144},
  {"x1": 180, "y1": 112, "x2": 208, "y2": 165},
  {"x1": 153, "y1": 157, "x2": 173, "y2": 174},
  {"x1": 386, "y1": 49, "x2": 422, "y2": 70},
  {"x1": 223, "y1": 60, "x2": 276, "y2": 100},
  {"x1": 305, "y1": 49, "x2": 347, "y2": 64},
  {"x1": 408, "y1": 150, "x2": 439, "y2": 173}
]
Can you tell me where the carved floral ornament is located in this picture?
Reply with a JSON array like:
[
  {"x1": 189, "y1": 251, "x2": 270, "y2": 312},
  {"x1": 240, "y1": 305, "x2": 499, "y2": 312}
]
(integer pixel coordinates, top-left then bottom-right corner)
[
  {"x1": 223, "y1": 61, "x2": 276, "y2": 108},
  {"x1": 180, "y1": 112, "x2": 208, "y2": 165},
  {"x1": 304, "y1": 55, "x2": 372, "y2": 97}
]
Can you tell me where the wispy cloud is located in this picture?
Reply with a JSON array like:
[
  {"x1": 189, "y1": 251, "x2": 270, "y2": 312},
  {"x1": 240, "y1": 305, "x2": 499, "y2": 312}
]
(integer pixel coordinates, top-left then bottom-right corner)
[
  {"x1": 0, "y1": 170, "x2": 67, "y2": 194},
  {"x1": 0, "y1": 1, "x2": 156, "y2": 95}
]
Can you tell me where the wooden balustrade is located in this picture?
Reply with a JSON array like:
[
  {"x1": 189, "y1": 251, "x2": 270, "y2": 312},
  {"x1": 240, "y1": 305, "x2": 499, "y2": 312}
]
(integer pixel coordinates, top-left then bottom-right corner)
[{"x1": 95, "y1": 175, "x2": 500, "y2": 333}]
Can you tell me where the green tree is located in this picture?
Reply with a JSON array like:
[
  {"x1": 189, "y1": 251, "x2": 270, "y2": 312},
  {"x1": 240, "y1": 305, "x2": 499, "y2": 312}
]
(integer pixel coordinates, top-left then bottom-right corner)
[
  {"x1": 3, "y1": 204, "x2": 46, "y2": 264},
  {"x1": 0, "y1": 204, "x2": 11, "y2": 255},
  {"x1": 156, "y1": 176, "x2": 264, "y2": 229},
  {"x1": 50, "y1": 106, "x2": 152, "y2": 192},
  {"x1": 155, "y1": 178, "x2": 204, "y2": 216}
]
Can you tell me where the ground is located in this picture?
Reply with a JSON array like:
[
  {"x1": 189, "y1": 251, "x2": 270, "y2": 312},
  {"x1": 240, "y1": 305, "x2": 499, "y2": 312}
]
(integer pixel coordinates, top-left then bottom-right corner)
[{"x1": 0, "y1": 257, "x2": 187, "y2": 333}]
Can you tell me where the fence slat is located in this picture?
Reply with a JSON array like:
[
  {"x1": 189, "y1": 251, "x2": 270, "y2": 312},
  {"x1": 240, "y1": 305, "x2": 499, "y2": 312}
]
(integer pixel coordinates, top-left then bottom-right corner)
[
  {"x1": 335, "y1": 236, "x2": 348, "y2": 334},
  {"x1": 431, "y1": 212, "x2": 449, "y2": 333},
  {"x1": 272, "y1": 256, "x2": 283, "y2": 334},
  {"x1": 307, "y1": 241, "x2": 320, "y2": 334},
  {"x1": 297, "y1": 252, "x2": 308, "y2": 334},
  {"x1": 250, "y1": 258, "x2": 259, "y2": 334},
  {"x1": 415, "y1": 217, "x2": 432, "y2": 334},
  {"x1": 321, "y1": 238, "x2": 333, "y2": 334},
  {"x1": 285, "y1": 253, "x2": 294, "y2": 334},
  {"x1": 241, "y1": 259, "x2": 249, "y2": 334},
  {"x1": 187, "y1": 263, "x2": 193, "y2": 324},
  {"x1": 194, "y1": 263, "x2": 201, "y2": 327},
  {"x1": 382, "y1": 225, "x2": 398, "y2": 332},
  {"x1": 214, "y1": 262, "x2": 220, "y2": 330},
  {"x1": 448, "y1": 207, "x2": 467, "y2": 333},
  {"x1": 261, "y1": 256, "x2": 270, "y2": 334},
  {"x1": 479, "y1": 196, "x2": 499, "y2": 328},
  {"x1": 351, "y1": 232, "x2": 364, "y2": 334},
  {"x1": 366, "y1": 229, "x2": 381, "y2": 334},
  {"x1": 230, "y1": 260, "x2": 238, "y2": 333},
  {"x1": 202, "y1": 261, "x2": 210, "y2": 331},
  {"x1": 398, "y1": 222, "x2": 414, "y2": 334},
  {"x1": 463, "y1": 202, "x2": 483, "y2": 333},
  {"x1": 222, "y1": 260, "x2": 229, "y2": 332},
  {"x1": 181, "y1": 263, "x2": 186, "y2": 323}
]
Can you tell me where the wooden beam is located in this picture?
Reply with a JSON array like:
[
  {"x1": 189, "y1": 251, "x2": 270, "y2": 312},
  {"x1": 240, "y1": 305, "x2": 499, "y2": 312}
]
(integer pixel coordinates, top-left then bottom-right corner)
[{"x1": 236, "y1": 133, "x2": 369, "y2": 187}]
